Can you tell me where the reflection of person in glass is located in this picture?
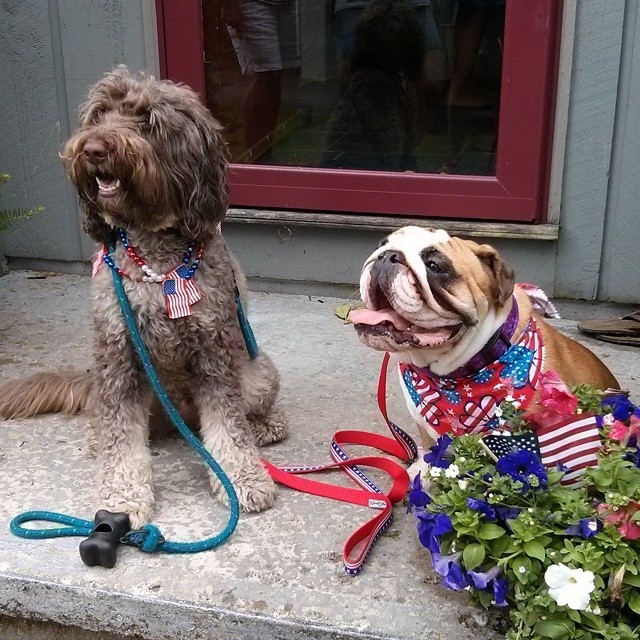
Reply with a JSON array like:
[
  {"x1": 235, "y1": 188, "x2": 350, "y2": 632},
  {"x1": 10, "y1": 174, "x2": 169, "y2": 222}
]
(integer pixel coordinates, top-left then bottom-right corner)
[
  {"x1": 321, "y1": 0, "x2": 426, "y2": 171},
  {"x1": 223, "y1": 0, "x2": 300, "y2": 163},
  {"x1": 448, "y1": 0, "x2": 505, "y2": 108},
  {"x1": 333, "y1": 0, "x2": 446, "y2": 102}
]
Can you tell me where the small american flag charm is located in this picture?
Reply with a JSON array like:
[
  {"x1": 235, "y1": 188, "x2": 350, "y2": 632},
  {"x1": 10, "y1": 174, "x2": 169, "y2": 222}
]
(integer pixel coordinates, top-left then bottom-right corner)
[{"x1": 162, "y1": 266, "x2": 202, "y2": 319}]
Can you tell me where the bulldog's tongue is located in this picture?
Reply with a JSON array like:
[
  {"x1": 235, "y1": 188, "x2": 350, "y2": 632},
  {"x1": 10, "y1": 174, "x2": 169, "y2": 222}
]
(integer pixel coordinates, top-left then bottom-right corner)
[
  {"x1": 348, "y1": 307, "x2": 411, "y2": 330},
  {"x1": 349, "y1": 307, "x2": 455, "y2": 347}
]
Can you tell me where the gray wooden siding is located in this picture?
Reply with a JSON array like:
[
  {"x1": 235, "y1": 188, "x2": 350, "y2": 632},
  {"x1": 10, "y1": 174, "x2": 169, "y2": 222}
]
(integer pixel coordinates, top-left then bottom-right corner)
[
  {"x1": 598, "y1": 0, "x2": 640, "y2": 303},
  {"x1": 0, "y1": 0, "x2": 638, "y2": 303}
]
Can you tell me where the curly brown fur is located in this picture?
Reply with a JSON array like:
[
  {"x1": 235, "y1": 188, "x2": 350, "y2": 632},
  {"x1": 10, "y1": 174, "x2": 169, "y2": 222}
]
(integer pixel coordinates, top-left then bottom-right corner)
[
  {"x1": 1, "y1": 67, "x2": 288, "y2": 527},
  {"x1": 320, "y1": 0, "x2": 425, "y2": 170},
  {"x1": 0, "y1": 371, "x2": 93, "y2": 419}
]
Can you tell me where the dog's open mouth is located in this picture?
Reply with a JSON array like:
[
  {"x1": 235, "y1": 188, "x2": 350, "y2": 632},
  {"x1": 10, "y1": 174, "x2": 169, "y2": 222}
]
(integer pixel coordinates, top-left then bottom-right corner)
[
  {"x1": 95, "y1": 172, "x2": 121, "y2": 198},
  {"x1": 349, "y1": 307, "x2": 462, "y2": 348}
]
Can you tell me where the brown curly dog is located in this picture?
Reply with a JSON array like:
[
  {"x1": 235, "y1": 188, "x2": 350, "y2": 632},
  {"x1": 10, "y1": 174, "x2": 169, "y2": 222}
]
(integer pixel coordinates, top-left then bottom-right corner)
[{"x1": 0, "y1": 66, "x2": 288, "y2": 527}]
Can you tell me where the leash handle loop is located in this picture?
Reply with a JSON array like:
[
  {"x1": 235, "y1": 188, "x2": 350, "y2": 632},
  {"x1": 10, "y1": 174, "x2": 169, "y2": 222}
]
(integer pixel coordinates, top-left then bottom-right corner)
[
  {"x1": 10, "y1": 511, "x2": 93, "y2": 539},
  {"x1": 266, "y1": 352, "x2": 417, "y2": 575}
]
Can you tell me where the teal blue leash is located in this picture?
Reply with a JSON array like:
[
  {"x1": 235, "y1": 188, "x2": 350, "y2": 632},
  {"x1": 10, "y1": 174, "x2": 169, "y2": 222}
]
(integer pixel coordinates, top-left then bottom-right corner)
[{"x1": 11, "y1": 239, "x2": 247, "y2": 558}]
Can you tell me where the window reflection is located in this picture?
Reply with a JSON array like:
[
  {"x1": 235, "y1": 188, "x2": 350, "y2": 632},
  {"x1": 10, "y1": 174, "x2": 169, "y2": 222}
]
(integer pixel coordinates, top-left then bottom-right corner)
[{"x1": 203, "y1": 0, "x2": 505, "y2": 175}]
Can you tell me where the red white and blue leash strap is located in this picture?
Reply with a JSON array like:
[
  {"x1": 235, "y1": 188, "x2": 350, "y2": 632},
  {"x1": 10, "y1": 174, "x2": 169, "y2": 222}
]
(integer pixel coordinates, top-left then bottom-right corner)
[{"x1": 263, "y1": 352, "x2": 418, "y2": 575}]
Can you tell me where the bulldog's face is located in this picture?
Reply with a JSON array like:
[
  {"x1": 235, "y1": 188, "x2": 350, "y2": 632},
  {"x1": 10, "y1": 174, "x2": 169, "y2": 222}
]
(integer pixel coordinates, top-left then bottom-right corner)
[{"x1": 349, "y1": 227, "x2": 515, "y2": 369}]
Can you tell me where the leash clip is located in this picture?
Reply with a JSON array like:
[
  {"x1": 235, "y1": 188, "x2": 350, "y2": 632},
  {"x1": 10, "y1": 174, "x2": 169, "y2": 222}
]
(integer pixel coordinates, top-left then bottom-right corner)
[{"x1": 79, "y1": 510, "x2": 131, "y2": 568}]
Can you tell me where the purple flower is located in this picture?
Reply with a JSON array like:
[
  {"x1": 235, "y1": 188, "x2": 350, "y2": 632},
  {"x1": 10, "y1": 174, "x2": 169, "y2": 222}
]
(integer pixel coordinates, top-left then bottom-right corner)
[
  {"x1": 467, "y1": 565, "x2": 510, "y2": 607},
  {"x1": 492, "y1": 577, "x2": 509, "y2": 607},
  {"x1": 496, "y1": 449, "x2": 548, "y2": 491},
  {"x1": 442, "y1": 561, "x2": 469, "y2": 590},
  {"x1": 494, "y1": 505, "x2": 521, "y2": 524},
  {"x1": 431, "y1": 551, "x2": 462, "y2": 576},
  {"x1": 468, "y1": 565, "x2": 501, "y2": 589},
  {"x1": 408, "y1": 474, "x2": 431, "y2": 510},
  {"x1": 602, "y1": 395, "x2": 640, "y2": 421},
  {"x1": 416, "y1": 512, "x2": 452, "y2": 553},
  {"x1": 466, "y1": 497, "x2": 497, "y2": 521},
  {"x1": 424, "y1": 435, "x2": 453, "y2": 469},
  {"x1": 566, "y1": 517, "x2": 602, "y2": 539}
]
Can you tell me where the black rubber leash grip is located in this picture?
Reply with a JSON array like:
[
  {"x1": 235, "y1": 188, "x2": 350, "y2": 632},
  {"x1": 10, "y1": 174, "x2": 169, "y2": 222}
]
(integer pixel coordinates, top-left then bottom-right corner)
[{"x1": 79, "y1": 510, "x2": 131, "y2": 568}]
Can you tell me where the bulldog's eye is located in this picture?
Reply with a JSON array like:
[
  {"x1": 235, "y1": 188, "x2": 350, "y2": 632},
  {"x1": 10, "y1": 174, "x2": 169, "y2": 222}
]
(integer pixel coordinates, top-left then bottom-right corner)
[{"x1": 425, "y1": 260, "x2": 442, "y2": 273}]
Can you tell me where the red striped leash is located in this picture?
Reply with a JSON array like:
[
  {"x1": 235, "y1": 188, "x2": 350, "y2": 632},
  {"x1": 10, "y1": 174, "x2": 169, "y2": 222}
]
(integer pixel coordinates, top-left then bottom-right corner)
[{"x1": 263, "y1": 352, "x2": 418, "y2": 575}]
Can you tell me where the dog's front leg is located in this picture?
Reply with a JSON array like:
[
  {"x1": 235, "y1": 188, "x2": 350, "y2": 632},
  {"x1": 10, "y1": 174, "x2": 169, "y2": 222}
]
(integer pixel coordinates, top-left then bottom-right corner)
[
  {"x1": 194, "y1": 369, "x2": 277, "y2": 512},
  {"x1": 240, "y1": 352, "x2": 289, "y2": 446},
  {"x1": 92, "y1": 351, "x2": 154, "y2": 529}
]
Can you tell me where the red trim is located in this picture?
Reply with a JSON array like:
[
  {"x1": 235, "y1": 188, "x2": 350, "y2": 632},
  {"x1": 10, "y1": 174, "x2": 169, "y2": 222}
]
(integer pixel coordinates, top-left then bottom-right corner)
[
  {"x1": 156, "y1": 0, "x2": 562, "y2": 222},
  {"x1": 156, "y1": 0, "x2": 205, "y2": 99},
  {"x1": 154, "y1": 0, "x2": 167, "y2": 80}
]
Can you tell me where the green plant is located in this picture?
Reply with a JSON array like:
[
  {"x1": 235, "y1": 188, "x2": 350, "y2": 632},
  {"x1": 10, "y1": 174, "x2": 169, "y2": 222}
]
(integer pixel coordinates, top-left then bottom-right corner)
[
  {"x1": 409, "y1": 380, "x2": 640, "y2": 640},
  {"x1": 0, "y1": 173, "x2": 44, "y2": 232}
]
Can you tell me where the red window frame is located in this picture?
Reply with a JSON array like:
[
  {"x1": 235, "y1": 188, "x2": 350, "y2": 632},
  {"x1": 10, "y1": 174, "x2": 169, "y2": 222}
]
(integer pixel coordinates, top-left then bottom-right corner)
[{"x1": 156, "y1": 0, "x2": 562, "y2": 222}]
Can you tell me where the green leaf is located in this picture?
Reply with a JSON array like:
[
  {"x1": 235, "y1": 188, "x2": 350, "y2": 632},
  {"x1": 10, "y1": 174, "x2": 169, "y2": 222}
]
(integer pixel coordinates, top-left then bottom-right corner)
[
  {"x1": 623, "y1": 572, "x2": 640, "y2": 587},
  {"x1": 566, "y1": 608, "x2": 582, "y2": 623},
  {"x1": 524, "y1": 540, "x2": 546, "y2": 562},
  {"x1": 628, "y1": 591, "x2": 640, "y2": 615},
  {"x1": 535, "y1": 619, "x2": 573, "y2": 639},
  {"x1": 463, "y1": 543, "x2": 485, "y2": 570},
  {"x1": 334, "y1": 303, "x2": 354, "y2": 323},
  {"x1": 477, "y1": 523, "x2": 506, "y2": 540}
]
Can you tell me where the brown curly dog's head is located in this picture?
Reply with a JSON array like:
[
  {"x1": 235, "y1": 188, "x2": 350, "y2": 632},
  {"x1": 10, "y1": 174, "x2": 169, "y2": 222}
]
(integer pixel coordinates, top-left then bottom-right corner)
[{"x1": 62, "y1": 66, "x2": 229, "y2": 243}]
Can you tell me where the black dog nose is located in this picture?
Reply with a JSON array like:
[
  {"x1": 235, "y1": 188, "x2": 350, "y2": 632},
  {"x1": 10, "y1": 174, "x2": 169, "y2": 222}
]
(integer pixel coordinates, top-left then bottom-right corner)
[
  {"x1": 83, "y1": 140, "x2": 108, "y2": 164},
  {"x1": 377, "y1": 250, "x2": 406, "y2": 265}
]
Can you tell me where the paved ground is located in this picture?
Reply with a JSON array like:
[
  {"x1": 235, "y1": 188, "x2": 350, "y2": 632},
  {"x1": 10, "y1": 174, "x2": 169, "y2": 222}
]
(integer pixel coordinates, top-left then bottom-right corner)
[{"x1": 0, "y1": 271, "x2": 638, "y2": 640}]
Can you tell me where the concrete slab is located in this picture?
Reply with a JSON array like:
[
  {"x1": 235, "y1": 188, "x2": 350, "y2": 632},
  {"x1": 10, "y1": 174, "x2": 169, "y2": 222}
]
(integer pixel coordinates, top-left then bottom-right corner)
[{"x1": 0, "y1": 271, "x2": 639, "y2": 640}]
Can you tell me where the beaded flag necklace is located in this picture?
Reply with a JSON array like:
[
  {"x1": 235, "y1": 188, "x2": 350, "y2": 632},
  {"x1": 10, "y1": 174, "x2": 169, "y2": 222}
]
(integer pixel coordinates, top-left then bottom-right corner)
[{"x1": 95, "y1": 229, "x2": 204, "y2": 319}]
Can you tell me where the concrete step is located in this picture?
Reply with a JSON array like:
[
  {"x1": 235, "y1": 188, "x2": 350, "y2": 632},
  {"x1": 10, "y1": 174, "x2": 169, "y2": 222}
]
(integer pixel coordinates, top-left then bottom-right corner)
[{"x1": 1, "y1": 271, "x2": 638, "y2": 640}]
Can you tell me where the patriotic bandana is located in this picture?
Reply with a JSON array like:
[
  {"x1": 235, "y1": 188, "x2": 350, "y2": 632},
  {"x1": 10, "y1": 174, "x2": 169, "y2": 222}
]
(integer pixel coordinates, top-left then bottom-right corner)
[
  {"x1": 399, "y1": 318, "x2": 544, "y2": 440},
  {"x1": 400, "y1": 316, "x2": 602, "y2": 486}
]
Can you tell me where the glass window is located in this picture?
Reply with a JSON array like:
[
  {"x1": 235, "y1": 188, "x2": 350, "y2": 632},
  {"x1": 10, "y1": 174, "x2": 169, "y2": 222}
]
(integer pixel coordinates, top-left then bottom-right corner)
[
  {"x1": 159, "y1": 0, "x2": 561, "y2": 221},
  {"x1": 202, "y1": 0, "x2": 505, "y2": 176}
]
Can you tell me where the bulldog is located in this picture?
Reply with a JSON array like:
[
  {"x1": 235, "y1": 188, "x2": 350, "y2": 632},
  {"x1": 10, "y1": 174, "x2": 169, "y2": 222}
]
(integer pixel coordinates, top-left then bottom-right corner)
[{"x1": 349, "y1": 226, "x2": 619, "y2": 448}]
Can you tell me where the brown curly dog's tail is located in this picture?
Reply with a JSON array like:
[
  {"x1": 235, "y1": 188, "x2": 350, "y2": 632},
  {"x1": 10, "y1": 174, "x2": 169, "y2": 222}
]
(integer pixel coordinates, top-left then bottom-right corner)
[{"x1": 0, "y1": 371, "x2": 93, "y2": 419}]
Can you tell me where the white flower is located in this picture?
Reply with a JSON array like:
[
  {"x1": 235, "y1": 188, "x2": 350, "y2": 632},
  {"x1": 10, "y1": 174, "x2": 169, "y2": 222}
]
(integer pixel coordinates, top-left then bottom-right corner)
[
  {"x1": 444, "y1": 464, "x2": 460, "y2": 479},
  {"x1": 457, "y1": 479, "x2": 469, "y2": 491},
  {"x1": 544, "y1": 563, "x2": 595, "y2": 611},
  {"x1": 602, "y1": 413, "x2": 615, "y2": 426},
  {"x1": 429, "y1": 467, "x2": 442, "y2": 478},
  {"x1": 518, "y1": 565, "x2": 526, "y2": 574},
  {"x1": 512, "y1": 400, "x2": 521, "y2": 409},
  {"x1": 505, "y1": 395, "x2": 515, "y2": 403},
  {"x1": 495, "y1": 407, "x2": 503, "y2": 417}
]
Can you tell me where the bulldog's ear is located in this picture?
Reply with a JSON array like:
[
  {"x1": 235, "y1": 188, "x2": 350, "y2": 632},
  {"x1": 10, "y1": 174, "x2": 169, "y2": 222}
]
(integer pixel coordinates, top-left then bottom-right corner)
[{"x1": 472, "y1": 243, "x2": 515, "y2": 306}]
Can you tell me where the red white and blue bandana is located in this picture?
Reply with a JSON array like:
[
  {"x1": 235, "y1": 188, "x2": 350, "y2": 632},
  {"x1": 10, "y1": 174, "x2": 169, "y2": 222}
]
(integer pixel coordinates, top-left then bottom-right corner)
[{"x1": 399, "y1": 318, "x2": 544, "y2": 440}]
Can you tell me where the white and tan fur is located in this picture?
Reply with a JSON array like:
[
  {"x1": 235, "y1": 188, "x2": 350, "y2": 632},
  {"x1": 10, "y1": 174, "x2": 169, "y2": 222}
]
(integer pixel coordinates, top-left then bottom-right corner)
[{"x1": 351, "y1": 226, "x2": 619, "y2": 446}]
